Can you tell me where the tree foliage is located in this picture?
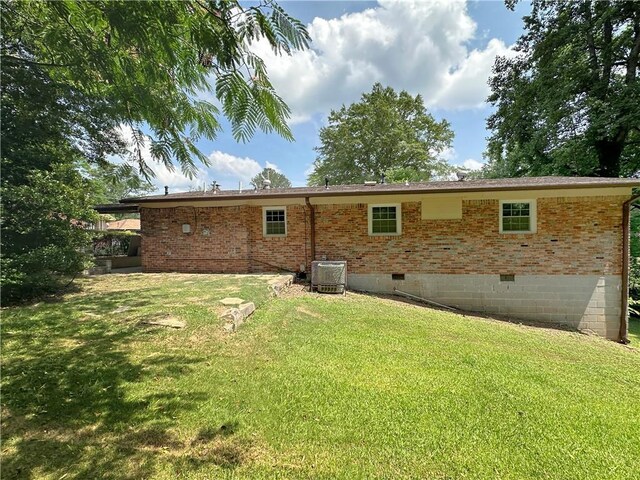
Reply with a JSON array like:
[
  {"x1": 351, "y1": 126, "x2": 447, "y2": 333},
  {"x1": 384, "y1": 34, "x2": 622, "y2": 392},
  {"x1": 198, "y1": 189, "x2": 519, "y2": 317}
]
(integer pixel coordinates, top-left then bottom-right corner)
[
  {"x1": 251, "y1": 167, "x2": 292, "y2": 189},
  {"x1": 1, "y1": 0, "x2": 308, "y2": 302},
  {"x1": 308, "y1": 83, "x2": 454, "y2": 186},
  {"x1": 1, "y1": 164, "x2": 99, "y2": 303},
  {"x1": 2, "y1": 0, "x2": 309, "y2": 177},
  {"x1": 484, "y1": 0, "x2": 640, "y2": 178},
  {"x1": 0, "y1": 49, "x2": 116, "y2": 303},
  {"x1": 88, "y1": 163, "x2": 155, "y2": 205},
  {"x1": 630, "y1": 207, "x2": 640, "y2": 296}
]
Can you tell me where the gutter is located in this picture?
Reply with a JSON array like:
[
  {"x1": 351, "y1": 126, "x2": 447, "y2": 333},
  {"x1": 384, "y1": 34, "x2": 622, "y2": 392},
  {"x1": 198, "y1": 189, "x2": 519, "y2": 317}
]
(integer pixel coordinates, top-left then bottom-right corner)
[
  {"x1": 620, "y1": 194, "x2": 640, "y2": 344},
  {"x1": 94, "y1": 203, "x2": 139, "y2": 214},
  {"x1": 305, "y1": 197, "x2": 316, "y2": 266}
]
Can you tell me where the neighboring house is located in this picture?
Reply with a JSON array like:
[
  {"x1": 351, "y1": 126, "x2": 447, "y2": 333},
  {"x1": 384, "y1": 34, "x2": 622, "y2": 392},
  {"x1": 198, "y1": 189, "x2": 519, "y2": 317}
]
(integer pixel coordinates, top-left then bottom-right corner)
[
  {"x1": 121, "y1": 177, "x2": 640, "y2": 341},
  {"x1": 106, "y1": 218, "x2": 141, "y2": 231}
]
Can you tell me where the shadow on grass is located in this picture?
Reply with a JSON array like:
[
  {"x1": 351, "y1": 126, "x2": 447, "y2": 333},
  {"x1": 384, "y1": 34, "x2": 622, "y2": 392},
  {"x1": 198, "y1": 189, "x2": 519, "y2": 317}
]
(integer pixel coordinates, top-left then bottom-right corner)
[{"x1": 1, "y1": 288, "x2": 211, "y2": 479}]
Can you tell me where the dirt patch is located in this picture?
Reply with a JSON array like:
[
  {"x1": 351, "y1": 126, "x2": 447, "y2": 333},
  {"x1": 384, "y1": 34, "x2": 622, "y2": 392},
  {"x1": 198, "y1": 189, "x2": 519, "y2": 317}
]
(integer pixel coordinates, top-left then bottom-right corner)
[
  {"x1": 277, "y1": 283, "x2": 309, "y2": 299},
  {"x1": 138, "y1": 313, "x2": 186, "y2": 329},
  {"x1": 124, "y1": 427, "x2": 185, "y2": 452},
  {"x1": 185, "y1": 436, "x2": 261, "y2": 469}
]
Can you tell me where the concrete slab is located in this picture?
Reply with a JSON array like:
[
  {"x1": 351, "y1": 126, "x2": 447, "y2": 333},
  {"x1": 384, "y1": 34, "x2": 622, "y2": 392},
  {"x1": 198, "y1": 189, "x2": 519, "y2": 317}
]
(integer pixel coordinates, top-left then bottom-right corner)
[
  {"x1": 219, "y1": 297, "x2": 246, "y2": 306},
  {"x1": 268, "y1": 274, "x2": 295, "y2": 296},
  {"x1": 238, "y1": 302, "x2": 255, "y2": 317},
  {"x1": 220, "y1": 302, "x2": 256, "y2": 332},
  {"x1": 220, "y1": 308, "x2": 243, "y2": 324}
]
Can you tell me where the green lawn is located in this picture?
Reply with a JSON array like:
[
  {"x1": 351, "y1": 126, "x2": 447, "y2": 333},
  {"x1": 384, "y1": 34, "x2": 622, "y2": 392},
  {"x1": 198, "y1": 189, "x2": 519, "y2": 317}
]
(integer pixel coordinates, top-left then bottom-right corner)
[
  {"x1": 2, "y1": 275, "x2": 640, "y2": 479},
  {"x1": 629, "y1": 317, "x2": 640, "y2": 346}
]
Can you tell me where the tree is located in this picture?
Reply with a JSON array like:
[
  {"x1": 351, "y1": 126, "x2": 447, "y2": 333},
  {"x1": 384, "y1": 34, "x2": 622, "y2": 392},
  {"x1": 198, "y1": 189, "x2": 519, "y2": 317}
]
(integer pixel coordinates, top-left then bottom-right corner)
[
  {"x1": 89, "y1": 163, "x2": 155, "y2": 205},
  {"x1": 308, "y1": 83, "x2": 454, "y2": 186},
  {"x1": 251, "y1": 167, "x2": 292, "y2": 189},
  {"x1": 0, "y1": 51, "x2": 113, "y2": 302},
  {"x1": 1, "y1": 0, "x2": 308, "y2": 302},
  {"x1": 2, "y1": 0, "x2": 309, "y2": 176},
  {"x1": 484, "y1": 0, "x2": 640, "y2": 178},
  {"x1": 88, "y1": 163, "x2": 155, "y2": 220},
  {"x1": 1, "y1": 164, "x2": 100, "y2": 303}
]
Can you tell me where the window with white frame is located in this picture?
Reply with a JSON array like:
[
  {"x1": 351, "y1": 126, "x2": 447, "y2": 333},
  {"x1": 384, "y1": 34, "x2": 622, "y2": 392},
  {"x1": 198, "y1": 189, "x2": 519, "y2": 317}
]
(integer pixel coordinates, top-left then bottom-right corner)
[
  {"x1": 368, "y1": 204, "x2": 401, "y2": 235},
  {"x1": 500, "y1": 200, "x2": 536, "y2": 233},
  {"x1": 263, "y1": 207, "x2": 287, "y2": 236}
]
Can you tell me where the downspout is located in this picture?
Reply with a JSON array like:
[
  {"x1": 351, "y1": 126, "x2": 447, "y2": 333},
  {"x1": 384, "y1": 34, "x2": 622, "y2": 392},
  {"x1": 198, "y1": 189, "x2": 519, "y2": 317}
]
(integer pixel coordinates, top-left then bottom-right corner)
[
  {"x1": 305, "y1": 197, "x2": 316, "y2": 268},
  {"x1": 620, "y1": 194, "x2": 640, "y2": 344}
]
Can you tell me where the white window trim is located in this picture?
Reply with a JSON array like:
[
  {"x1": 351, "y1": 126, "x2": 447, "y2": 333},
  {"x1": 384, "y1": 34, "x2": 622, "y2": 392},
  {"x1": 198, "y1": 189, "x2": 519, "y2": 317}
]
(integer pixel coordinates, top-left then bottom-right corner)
[
  {"x1": 368, "y1": 203, "x2": 402, "y2": 236},
  {"x1": 263, "y1": 206, "x2": 287, "y2": 237},
  {"x1": 499, "y1": 199, "x2": 537, "y2": 234}
]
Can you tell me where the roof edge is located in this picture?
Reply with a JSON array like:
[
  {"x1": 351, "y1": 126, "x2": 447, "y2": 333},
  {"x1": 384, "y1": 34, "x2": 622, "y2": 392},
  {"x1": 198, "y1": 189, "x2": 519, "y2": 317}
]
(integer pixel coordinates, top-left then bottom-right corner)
[
  {"x1": 95, "y1": 203, "x2": 140, "y2": 213},
  {"x1": 122, "y1": 181, "x2": 638, "y2": 204}
]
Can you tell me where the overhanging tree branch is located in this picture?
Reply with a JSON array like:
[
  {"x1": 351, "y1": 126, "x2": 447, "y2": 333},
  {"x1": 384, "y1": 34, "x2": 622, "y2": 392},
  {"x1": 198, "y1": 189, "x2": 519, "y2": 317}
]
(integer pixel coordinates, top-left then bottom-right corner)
[{"x1": 1, "y1": 54, "x2": 72, "y2": 68}]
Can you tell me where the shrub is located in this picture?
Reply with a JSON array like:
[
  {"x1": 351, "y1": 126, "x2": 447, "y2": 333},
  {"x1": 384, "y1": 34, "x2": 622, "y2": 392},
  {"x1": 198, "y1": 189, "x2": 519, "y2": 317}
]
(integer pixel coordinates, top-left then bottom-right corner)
[{"x1": 1, "y1": 165, "x2": 97, "y2": 304}]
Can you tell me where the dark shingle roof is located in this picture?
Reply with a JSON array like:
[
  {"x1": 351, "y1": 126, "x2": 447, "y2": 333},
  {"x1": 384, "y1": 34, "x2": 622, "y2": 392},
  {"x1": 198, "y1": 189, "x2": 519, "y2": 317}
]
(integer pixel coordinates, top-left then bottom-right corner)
[{"x1": 122, "y1": 176, "x2": 640, "y2": 204}]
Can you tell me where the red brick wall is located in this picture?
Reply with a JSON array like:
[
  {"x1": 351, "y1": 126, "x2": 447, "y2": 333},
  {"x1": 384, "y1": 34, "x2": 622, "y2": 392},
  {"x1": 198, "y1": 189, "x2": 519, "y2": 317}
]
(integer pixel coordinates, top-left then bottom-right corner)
[
  {"x1": 314, "y1": 196, "x2": 625, "y2": 275},
  {"x1": 140, "y1": 195, "x2": 625, "y2": 276},
  {"x1": 140, "y1": 205, "x2": 309, "y2": 273},
  {"x1": 245, "y1": 204, "x2": 310, "y2": 273}
]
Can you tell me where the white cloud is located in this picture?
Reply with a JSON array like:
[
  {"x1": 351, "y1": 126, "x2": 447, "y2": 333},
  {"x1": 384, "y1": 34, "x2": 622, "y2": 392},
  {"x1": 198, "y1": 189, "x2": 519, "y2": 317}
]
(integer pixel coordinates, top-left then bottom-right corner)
[
  {"x1": 303, "y1": 163, "x2": 315, "y2": 177},
  {"x1": 462, "y1": 158, "x2": 484, "y2": 170},
  {"x1": 265, "y1": 161, "x2": 281, "y2": 172},
  {"x1": 252, "y1": 0, "x2": 514, "y2": 120},
  {"x1": 206, "y1": 150, "x2": 262, "y2": 182},
  {"x1": 114, "y1": 126, "x2": 269, "y2": 192},
  {"x1": 152, "y1": 163, "x2": 208, "y2": 193},
  {"x1": 431, "y1": 38, "x2": 516, "y2": 109},
  {"x1": 440, "y1": 146, "x2": 457, "y2": 162}
]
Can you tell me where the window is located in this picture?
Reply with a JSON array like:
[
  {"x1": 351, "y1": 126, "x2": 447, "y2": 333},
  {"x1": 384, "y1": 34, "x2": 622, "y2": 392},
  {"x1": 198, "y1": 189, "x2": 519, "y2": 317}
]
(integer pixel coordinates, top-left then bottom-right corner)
[
  {"x1": 368, "y1": 204, "x2": 401, "y2": 235},
  {"x1": 500, "y1": 200, "x2": 536, "y2": 233},
  {"x1": 263, "y1": 207, "x2": 286, "y2": 236}
]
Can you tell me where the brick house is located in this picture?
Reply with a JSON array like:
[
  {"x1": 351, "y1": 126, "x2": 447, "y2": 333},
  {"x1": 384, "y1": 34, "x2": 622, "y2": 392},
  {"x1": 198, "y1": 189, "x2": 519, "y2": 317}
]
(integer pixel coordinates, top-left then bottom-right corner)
[{"x1": 122, "y1": 176, "x2": 639, "y2": 342}]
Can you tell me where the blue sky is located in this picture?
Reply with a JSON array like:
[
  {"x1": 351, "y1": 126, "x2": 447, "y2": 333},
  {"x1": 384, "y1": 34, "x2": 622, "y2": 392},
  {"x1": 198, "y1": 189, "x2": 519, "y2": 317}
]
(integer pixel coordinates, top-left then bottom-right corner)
[{"x1": 141, "y1": 0, "x2": 531, "y2": 192}]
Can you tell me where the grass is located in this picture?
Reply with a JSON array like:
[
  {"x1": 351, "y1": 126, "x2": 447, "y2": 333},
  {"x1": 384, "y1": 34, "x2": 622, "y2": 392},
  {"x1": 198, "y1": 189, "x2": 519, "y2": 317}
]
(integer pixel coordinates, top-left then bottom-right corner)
[
  {"x1": 629, "y1": 317, "x2": 640, "y2": 346},
  {"x1": 2, "y1": 275, "x2": 640, "y2": 479}
]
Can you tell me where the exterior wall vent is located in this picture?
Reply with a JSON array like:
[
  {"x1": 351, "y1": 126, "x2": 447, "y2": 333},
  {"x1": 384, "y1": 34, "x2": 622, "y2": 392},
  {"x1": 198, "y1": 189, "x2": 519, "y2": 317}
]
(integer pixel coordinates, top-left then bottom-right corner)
[
  {"x1": 311, "y1": 260, "x2": 347, "y2": 294},
  {"x1": 500, "y1": 274, "x2": 515, "y2": 282}
]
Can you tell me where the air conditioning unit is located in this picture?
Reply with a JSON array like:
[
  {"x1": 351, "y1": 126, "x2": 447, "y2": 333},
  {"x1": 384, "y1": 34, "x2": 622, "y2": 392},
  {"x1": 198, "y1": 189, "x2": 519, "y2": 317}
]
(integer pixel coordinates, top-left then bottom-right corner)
[{"x1": 311, "y1": 260, "x2": 347, "y2": 294}]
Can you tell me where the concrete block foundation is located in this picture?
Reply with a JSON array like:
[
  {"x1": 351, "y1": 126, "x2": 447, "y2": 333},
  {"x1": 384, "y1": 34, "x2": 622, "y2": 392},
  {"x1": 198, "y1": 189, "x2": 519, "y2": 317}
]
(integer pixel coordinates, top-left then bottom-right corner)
[{"x1": 348, "y1": 273, "x2": 622, "y2": 340}]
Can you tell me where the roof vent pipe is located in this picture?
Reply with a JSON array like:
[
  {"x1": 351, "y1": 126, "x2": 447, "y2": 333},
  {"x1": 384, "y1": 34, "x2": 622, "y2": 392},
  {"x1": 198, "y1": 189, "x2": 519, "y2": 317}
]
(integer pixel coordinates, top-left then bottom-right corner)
[
  {"x1": 164, "y1": 186, "x2": 169, "y2": 196},
  {"x1": 325, "y1": 178, "x2": 329, "y2": 189},
  {"x1": 381, "y1": 174, "x2": 386, "y2": 184}
]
